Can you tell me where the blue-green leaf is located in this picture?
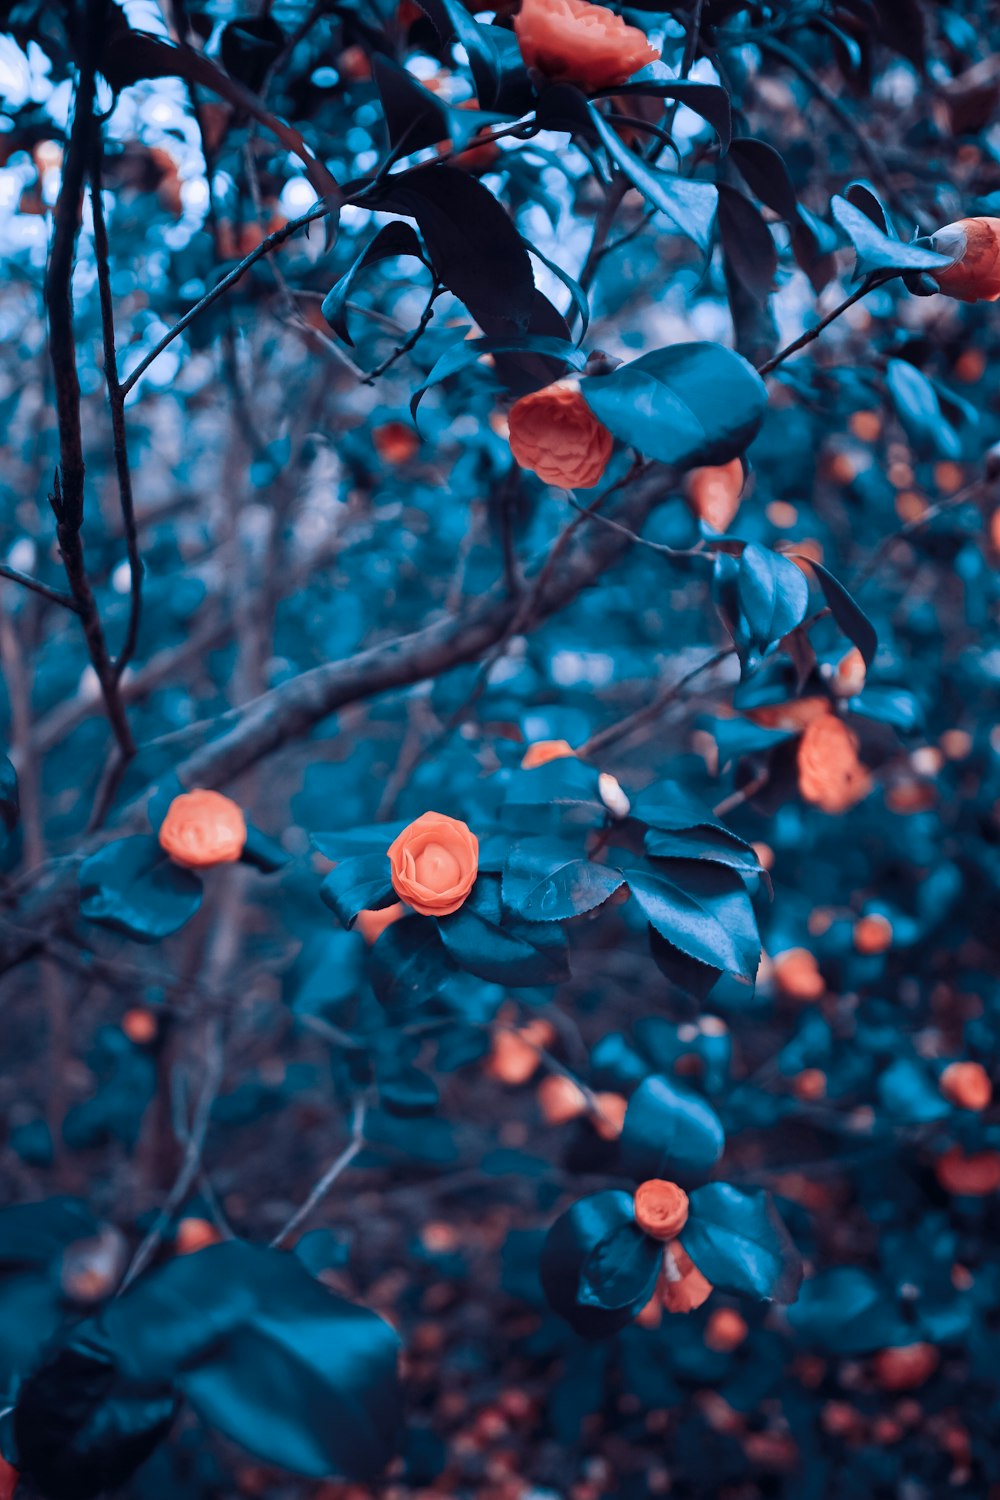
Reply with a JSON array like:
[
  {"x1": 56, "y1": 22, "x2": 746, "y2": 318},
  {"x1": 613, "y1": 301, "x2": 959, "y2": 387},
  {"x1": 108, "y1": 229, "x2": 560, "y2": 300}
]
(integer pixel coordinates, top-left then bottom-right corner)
[
  {"x1": 502, "y1": 839, "x2": 624, "y2": 922},
  {"x1": 680, "y1": 1183, "x2": 802, "y2": 1302},
  {"x1": 79, "y1": 836, "x2": 202, "y2": 943},
  {"x1": 620, "y1": 1075, "x2": 725, "y2": 1184}
]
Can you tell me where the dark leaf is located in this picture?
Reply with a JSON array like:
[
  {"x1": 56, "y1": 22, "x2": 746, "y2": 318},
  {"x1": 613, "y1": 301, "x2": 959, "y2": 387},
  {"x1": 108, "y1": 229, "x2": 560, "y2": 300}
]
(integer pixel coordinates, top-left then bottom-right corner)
[
  {"x1": 320, "y1": 854, "x2": 397, "y2": 929},
  {"x1": 729, "y1": 137, "x2": 798, "y2": 219},
  {"x1": 437, "y1": 876, "x2": 569, "y2": 985},
  {"x1": 322, "y1": 223, "x2": 425, "y2": 346},
  {"x1": 787, "y1": 1267, "x2": 907, "y2": 1353},
  {"x1": 628, "y1": 863, "x2": 760, "y2": 981},
  {"x1": 79, "y1": 836, "x2": 202, "y2": 943},
  {"x1": 372, "y1": 54, "x2": 450, "y2": 154},
  {"x1": 648, "y1": 929, "x2": 722, "y2": 1001},
  {"x1": 718, "y1": 185, "x2": 777, "y2": 301},
  {"x1": 581, "y1": 342, "x2": 767, "y2": 469},
  {"x1": 588, "y1": 104, "x2": 718, "y2": 252},
  {"x1": 312, "y1": 824, "x2": 406, "y2": 861},
  {"x1": 379, "y1": 1065, "x2": 440, "y2": 1117},
  {"x1": 411, "y1": 332, "x2": 586, "y2": 416},
  {"x1": 607, "y1": 77, "x2": 732, "y2": 151},
  {"x1": 540, "y1": 1191, "x2": 654, "y2": 1337},
  {"x1": 578, "y1": 1222, "x2": 663, "y2": 1311},
  {"x1": 415, "y1": 0, "x2": 533, "y2": 112},
  {"x1": 241, "y1": 823, "x2": 289, "y2": 873},
  {"x1": 886, "y1": 357, "x2": 962, "y2": 459},
  {"x1": 679, "y1": 1183, "x2": 803, "y2": 1302},
  {"x1": 366, "y1": 168, "x2": 535, "y2": 337},
  {"x1": 219, "y1": 16, "x2": 284, "y2": 92},
  {"x1": 619, "y1": 1074, "x2": 725, "y2": 1183},
  {"x1": 644, "y1": 825, "x2": 765, "y2": 877},
  {"x1": 831, "y1": 194, "x2": 953, "y2": 278},
  {"x1": 0, "y1": 755, "x2": 18, "y2": 839},
  {"x1": 99, "y1": 1241, "x2": 402, "y2": 1481},
  {"x1": 795, "y1": 558, "x2": 878, "y2": 665},
  {"x1": 738, "y1": 544, "x2": 810, "y2": 650},
  {"x1": 369, "y1": 916, "x2": 457, "y2": 1017},
  {"x1": 502, "y1": 839, "x2": 625, "y2": 922}
]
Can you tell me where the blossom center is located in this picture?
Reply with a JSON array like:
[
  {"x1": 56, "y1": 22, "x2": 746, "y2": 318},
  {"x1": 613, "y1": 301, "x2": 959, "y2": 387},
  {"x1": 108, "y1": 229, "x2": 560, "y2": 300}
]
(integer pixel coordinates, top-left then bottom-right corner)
[{"x1": 414, "y1": 841, "x2": 462, "y2": 889}]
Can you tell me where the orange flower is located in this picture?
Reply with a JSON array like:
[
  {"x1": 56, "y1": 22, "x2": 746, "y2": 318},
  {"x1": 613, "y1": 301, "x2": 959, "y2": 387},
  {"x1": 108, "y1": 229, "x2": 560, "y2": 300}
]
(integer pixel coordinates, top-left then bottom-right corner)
[
  {"x1": 122, "y1": 1008, "x2": 157, "y2": 1045},
  {"x1": 514, "y1": 0, "x2": 659, "y2": 91},
  {"x1": 930, "y1": 217, "x2": 1000, "y2": 301},
  {"x1": 538, "y1": 1073, "x2": 588, "y2": 1124},
  {"x1": 940, "y1": 1061, "x2": 992, "y2": 1112},
  {"x1": 793, "y1": 1068, "x2": 826, "y2": 1102},
  {"x1": 355, "y1": 902, "x2": 405, "y2": 945},
  {"x1": 158, "y1": 789, "x2": 247, "y2": 869},
  {"x1": 486, "y1": 1017, "x2": 556, "y2": 1085},
  {"x1": 854, "y1": 913, "x2": 892, "y2": 955},
  {"x1": 685, "y1": 458, "x2": 745, "y2": 533},
  {"x1": 634, "y1": 1179, "x2": 690, "y2": 1240},
  {"x1": 507, "y1": 384, "x2": 613, "y2": 488},
  {"x1": 521, "y1": 738, "x2": 576, "y2": 769},
  {"x1": 175, "y1": 1217, "x2": 222, "y2": 1256},
  {"x1": 0, "y1": 1455, "x2": 17, "y2": 1500},
  {"x1": 871, "y1": 1342, "x2": 939, "y2": 1392},
  {"x1": 387, "y1": 811, "x2": 478, "y2": 916},
  {"x1": 662, "y1": 1241, "x2": 713, "y2": 1313},
  {"x1": 832, "y1": 646, "x2": 867, "y2": 698},
  {"x1": 773, "y1": 948, "x2": 825, "y2": 1002},
  {"x1": 797, "y1": 713, "x2": 871, "y2": 814},
  {"x1": 590, "y1": 1090, "x2": 628, "y2": 1140},
  {"x1": 936, "y1": 1146, "x2": 1000, "y2": 1195},
  {"x1": 705, "y1": 1307, "x2": 748, "y2": 1352},
  {"x1": 747, "y1": 697, "x2": 828, "y2": 732},
  {"x1": 373, "y1": 420, "x2": 419, "y2": 465}
]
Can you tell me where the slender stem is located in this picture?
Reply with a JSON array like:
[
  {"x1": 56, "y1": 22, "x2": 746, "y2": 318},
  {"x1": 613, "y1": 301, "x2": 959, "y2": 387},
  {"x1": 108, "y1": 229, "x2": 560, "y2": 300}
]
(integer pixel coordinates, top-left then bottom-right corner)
[
  {"x1": 90, "y1": 139, "x2": 143, "y2": 681},
  {"x1": 120, "y1": 202, "x2": 331, "y2": 397},
  {"x1": 577, "y1": 648, "x2": 733, "y2": 758},
  {"x1": 270, "y1": 1100, "x2": 367, "y2": 1248},
  {"x1": 45, "y1": 13, "x2": 135, "y2": 758},
  {"x1": 0, "y1": 563, "x2": 78, "y2": 612},
  {"x1": 756, "y1": 278, "x2": 878, "y2": 376}
]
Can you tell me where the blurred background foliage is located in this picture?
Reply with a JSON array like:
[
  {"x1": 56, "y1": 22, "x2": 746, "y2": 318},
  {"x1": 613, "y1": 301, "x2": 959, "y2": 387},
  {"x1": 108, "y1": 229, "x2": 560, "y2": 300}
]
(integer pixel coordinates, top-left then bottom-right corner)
[{"x1": 0, "y1": 0, "x2": 998, "y2": 1496}]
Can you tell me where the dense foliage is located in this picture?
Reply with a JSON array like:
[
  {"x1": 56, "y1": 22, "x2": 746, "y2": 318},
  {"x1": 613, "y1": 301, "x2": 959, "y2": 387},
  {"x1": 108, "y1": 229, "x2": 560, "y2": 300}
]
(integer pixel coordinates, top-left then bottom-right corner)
[{"x1": 0, "y1": 0, "x2": 997, "y2": 1495}]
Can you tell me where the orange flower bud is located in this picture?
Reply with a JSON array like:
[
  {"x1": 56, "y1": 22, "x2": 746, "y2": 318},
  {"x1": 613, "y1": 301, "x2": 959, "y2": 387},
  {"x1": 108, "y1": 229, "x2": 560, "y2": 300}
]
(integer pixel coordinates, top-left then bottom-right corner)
[
  {"x1": 355, "y1": 902, "x2": 405, "y2": 945},
  {"x1": 507, "y1": 384, "x2": 613, "y2": 489},
  {"x1": 635, "y1": 1290, "x2": 663, "y2": 1328},
  {"x1": 747, "y1": 697, "x2": 829, "y2": 732},
  {"x1": 388, "y1": 811, "x2": 478, "y2": 917},
  {"x1": 793, "y1": 1068, "x2": 827, "y2": 1102},
  {"x1": 158, "y1": 789, "x2": 247, "y2": 869},
  {"x1": 662, "y1": 1241, "x2": 713, "y2": 1313},
  {"x1": 773, "y1": 948, "x2": 825, "y2": 1002},
  {"x1": 537, "y1": 1073, "x2": 588, "y2": 1125},
  {"x1": 513, "y1": 0, "x2": 659, "y2": 93},
  {"x1": 940, "y1": 1061, "x2": 992, "y2": 1112},
  {"x1": 373, "y1": 420, "x2": 419, "y2": 465},
  {"x1": 175, "y1": 1217, "x2": 222, "y2": 1256},
  {"x1": 705, "y1": 1307, "x2": 748, "y2": 1352},
  {"x1": 854, "y1": 913, "x2": 893, "y2": 955},
  {"x1": 936, "y1": 1146, "x2": 1000, "y2": 1195},
  {"x1": 590, "y1": 1091, "x2": 628, "y2": 1140},
  {"x1": 871, "y1": 1342, "x2": 939, "y2": 1392},
  {"x1": 122, "y1": 1007, "x2": 157, "y2": 1045},
  {"x1": 0, "y1": 1455, "x2": 17, "y2": 1500},
  {"x1": 521, "y1": 738, "x2": 576, "y2": 770},
  {"x1": 634, "y1": 1179, "x2": 690, "y2": 1240},
  {"x1": 797, "y1": 713, "x2": 871, "y2": 814},
  {"x1": 685, "y1": 458, "x2": 745, "y2": 533},
  {"x1": 832, "y1": 647, "x2": 867, "y2": 698},
  {"x1": 930, "y1": 217, "x2": 1000, "y2": 302}
]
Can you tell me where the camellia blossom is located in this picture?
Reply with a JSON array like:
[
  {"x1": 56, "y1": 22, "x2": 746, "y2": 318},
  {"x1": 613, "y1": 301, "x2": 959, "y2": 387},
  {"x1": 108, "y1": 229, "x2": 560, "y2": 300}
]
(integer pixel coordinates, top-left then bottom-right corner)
[
  {"x1": 0, "y1": 1455, "x2": 17, "y2": 1500},
  {"x1": 662, "y1": 1241, "x2": 713, "y2": 1313},
  {"x1": 387, "y1": 811, "x2": 479, "y2": 916},
  {"x1": 513, "y1": 0, "x2": 659, "y2": 92},
  {"x1": 797, "y1": 713, "x2": 871, "y2": 814},
  {"x1": 633, "y1": 1179, "x2": 690, "y2": 1240},
  {"x1": 507, "y1": 383, "x2": 614, "y2": 488},
  {"x1": 158, "y1": 789, "x2": 247, "y2": 869},
  {"x1": 521, "y1": 738, "x2": 576, "y2": 769},
  {"x1": 930, "y1": 216, "x2": 1000, "y2": 301}
]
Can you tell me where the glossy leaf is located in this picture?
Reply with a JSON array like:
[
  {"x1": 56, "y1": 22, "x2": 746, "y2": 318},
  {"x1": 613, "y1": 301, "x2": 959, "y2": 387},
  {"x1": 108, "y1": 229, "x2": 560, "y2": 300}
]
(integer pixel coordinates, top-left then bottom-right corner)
[
  {"x1": 320, "y1": 853, "x2": 396, "y2": 929},
  {"x1": 628, "y1": 863, "x2": 760, "y2": 981},
  {"x1": 322, "y1": 223, "x2": 425, "y2": 346},
  {"x1": 619, "y1": 1074, "x2": 725, "y2": 1183},
  {"x1": 541, "y1": 1191, "x2": 655, "y2": 1337},
  {"x1": 886, "y1": 357, "x2": 962, "y2": 459},
  {"x1": 729, "y1": 137, "x2": 798, "y2": 219},
  {"x1": 588, "y1": 104, "x2": 718, "y2": 252},
  {"x1": 79, "y1": 836, "x2": 202, "y2": 943},
  {"x1": 831, "y1": 194, "x2": 953, "y2": 277},
  {"x1": 679, "y1": 1183, "x2": 803, "y2": 1303},
  {"x1": 502, "y1": 839, "x2": 625, "y2": 922},
  {"x1": 796, "y1": 558, "x2": 878, "y2": 665},
  {"x1": 738, "y1": 544, "x2": 810, "y2": 650},
  {"x1": 607, "y1": 76, "x2": 732, "y2": 151},
  {"x1": 581, "y1": 342, "x2": 767, "y2": 470},
  {"x1": 437, "y1": 875, "x2": 569, "y2": 985}
]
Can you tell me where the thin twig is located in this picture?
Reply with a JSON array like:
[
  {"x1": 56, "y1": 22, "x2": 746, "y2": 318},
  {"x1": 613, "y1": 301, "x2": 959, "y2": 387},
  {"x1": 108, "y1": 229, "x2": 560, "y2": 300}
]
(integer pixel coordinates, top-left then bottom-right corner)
[
  {"x1": 270, "y1": 1099, "x2": 367, "y2": 1248},
  {"x1": 756, "y1": 278, "x2": 880, "y2": 376},
  {"x1": 0, "y1": 563, "x2": 78, "y2": 612}
]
